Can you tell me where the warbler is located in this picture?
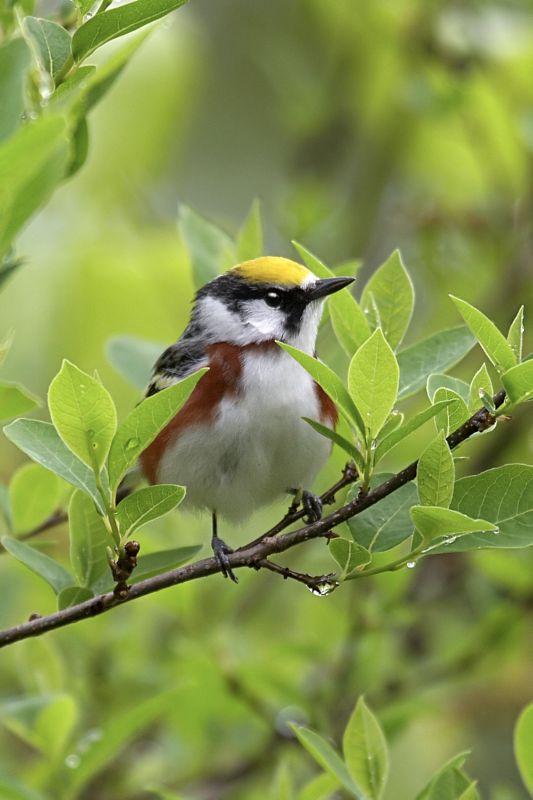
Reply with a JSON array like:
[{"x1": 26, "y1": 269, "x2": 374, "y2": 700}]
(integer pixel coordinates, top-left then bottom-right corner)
[{"x1": 140, "y1": 256, "x2": 353, "y2": 582}]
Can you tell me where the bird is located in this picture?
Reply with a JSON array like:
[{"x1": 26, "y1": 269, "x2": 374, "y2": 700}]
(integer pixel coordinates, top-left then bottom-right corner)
[{"x1": 139, "y1": 256, "x2": 354, "y2": 582}]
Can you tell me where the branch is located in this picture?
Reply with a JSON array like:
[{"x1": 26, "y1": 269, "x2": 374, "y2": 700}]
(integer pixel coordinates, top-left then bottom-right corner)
[{"x1": 0, "y1": 391, "x2": 506, "y2": 649}]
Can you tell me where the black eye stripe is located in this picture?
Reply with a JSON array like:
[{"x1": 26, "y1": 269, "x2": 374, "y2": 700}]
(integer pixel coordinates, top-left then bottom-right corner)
[{"x1": 201, "y1": 275, "x2": 308, "y2": 332}]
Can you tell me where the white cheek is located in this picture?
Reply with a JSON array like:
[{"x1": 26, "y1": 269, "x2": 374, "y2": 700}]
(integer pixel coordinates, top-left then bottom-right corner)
[
  {"x1": 244, "y1": 300, "x2": 285, "y2": 339},
  {"x1": 196, "y1": 296, "x2": 246, "y2": 342}
]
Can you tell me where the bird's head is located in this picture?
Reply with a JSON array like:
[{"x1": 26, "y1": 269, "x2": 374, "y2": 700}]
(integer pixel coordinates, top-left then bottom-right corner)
[{"x1": 192, "y1": 256, "x2": 354, "y2": 351}]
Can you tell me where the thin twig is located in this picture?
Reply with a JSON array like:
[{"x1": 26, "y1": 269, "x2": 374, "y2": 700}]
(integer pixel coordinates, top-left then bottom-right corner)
[
  {"x1": 243, "y1": 461, "x2": 359, "y2": 550},
  {"x1": 0, "y1": 392, "x2": 506, "y2": 649},
  {"x1": 256, "y1": 558, "x2": 338, "y2": 592}
]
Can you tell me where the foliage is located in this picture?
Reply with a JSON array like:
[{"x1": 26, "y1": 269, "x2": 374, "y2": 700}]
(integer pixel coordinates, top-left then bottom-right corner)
[{"x1": 1, "y1": 1, "x2": 533, "y2": 799}]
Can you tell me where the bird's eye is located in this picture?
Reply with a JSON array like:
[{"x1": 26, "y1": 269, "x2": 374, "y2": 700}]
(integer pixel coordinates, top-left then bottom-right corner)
[{"x1": 265, "y1": 291, "x2": 282, "y2": 308}]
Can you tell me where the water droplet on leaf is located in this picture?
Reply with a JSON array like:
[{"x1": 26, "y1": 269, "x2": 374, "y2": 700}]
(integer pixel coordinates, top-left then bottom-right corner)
[
  {"x1": 65, "y1": 754, "x2": 80, "y2": 769},
  {"x1": 406, "y1": 561, "x2": 416, "y2": 569},
  {"x1": 125, "y1": 437, "x2": 140, "y2": 451}
]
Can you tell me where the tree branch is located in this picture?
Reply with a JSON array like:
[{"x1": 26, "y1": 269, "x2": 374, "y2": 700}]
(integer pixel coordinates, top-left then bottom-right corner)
[{"x1": 0, "y1": 391, "x2": 506, "y2": 649}]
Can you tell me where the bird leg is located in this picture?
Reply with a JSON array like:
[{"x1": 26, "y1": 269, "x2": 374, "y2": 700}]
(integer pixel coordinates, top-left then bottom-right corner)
[
  {"x1": 211, "y1": 511, "x2": 238, "y2": 584},
  {"x1": 288, "y1": 488, "x2": 323, "y2": 523}
]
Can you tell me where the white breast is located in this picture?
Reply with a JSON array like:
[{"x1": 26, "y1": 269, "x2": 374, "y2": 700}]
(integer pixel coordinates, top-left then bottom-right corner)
[{"x1": 156, "y1": 349, "x2": 332, "y2": 521}]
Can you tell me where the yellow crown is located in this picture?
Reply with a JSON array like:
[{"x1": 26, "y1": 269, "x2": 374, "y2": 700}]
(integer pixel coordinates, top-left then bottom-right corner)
[{"x1": 232, "y1": 257, "x2": 312, "y2": 287}]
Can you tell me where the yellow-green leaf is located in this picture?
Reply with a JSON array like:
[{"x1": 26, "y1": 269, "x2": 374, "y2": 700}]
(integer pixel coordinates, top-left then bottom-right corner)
[
  {"x1": 348, "y1": 328, "x2": 399, "y2": 439},
  {"x1": 48, "y1": 360, "x2": 117, "y2": 472},
  {"x1": 417, "y1": 431, "x2": 455, "y2": 508},
  {"x1": 9, "y1": 463, "x2": 62, "y2": 534},
  {"x1": 450, "y1": 295, "x2": 516, "y2": 374},
  {"x1": 360, "y1": 250, "x2": 414, "y2": 350},
  {"x1": 343, "y1": 697, "x2": 389, "y2": 800},
  {"x1": 116, "y1": 485, "x2": 185, "y2": 537}
]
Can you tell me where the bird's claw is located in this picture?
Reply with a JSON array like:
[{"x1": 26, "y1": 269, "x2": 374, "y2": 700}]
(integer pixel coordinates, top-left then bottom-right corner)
[
  {"x1": 212, "y1": 535, "x2": 238, "y2": 583},
  {"x1": 302, "y1": 490, "x2": 323, "y2": 523}
]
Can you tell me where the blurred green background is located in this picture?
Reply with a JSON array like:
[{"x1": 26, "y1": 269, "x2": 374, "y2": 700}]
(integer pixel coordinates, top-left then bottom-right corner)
[{"x1": 1, "y1": 0, "x2": 533, "y2": 797}]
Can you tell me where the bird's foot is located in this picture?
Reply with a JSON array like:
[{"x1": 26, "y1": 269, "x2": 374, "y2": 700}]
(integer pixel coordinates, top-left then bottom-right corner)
[
  {"x1": 302, "y1": 490, "x2": 323, "y2": 523},
  {"x1": 212, "y1": 535, "x2": 238, "y2": 584}
]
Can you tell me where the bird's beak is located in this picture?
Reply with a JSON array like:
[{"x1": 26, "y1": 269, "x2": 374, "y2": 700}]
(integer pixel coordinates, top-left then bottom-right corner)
[{"x1": 307, "y1": 276, "x2": 355, "y2": 302}]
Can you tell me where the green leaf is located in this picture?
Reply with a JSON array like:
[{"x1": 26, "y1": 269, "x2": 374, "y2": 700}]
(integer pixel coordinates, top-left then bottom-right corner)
[
  {"x1": 347, "y1": 480, "x2": 417, "y2": 552},
  {"x1": 374, "y1": 400, "x2": 452, "y2": 463},
  {"x1": 130, "y1": 545, "x2": 202, "y2": 583},
  {"x1": 278, "y1": 343, "x2": 365, "y2": 436},
  {"x1": 330, "y1": 538, "x2": 371, "y2": 578},
  {"x1": 0, "y1": 694, "x2": 57, "y2": 750},
  {"x1": 0, "y1": 115, "x2": 70, "y2": 260},
  {"x1": 468, "y1": 364, "x2": 493, "y2": 412},
  {"x1": 293, "y1": 242, "x2": 370, "y2": 354},
  {"x1": 360, "y1": 250, "x2": 414, "y2": 350},
  {"x1": 82, "y1": 30, "x2": 151, "y2": 111},
  {"x1": 0, "y1": 484, "x2": 11, "y2": 532},
  {"x1": 343, "y1": 697, "x2": 389, "y2": 800},
  {"x1": 457, "y1": 783, "x2": 480, "y2": 800},
  {"x1": 178, "y1": 204, "x2": 235, "y2": 288},
  {"x1": 440, "y1": 464, "x2": 533, "y2": 552},
  {"x1": 507, "y1": 306, "x2": 524, "y2": 363},
  {"x1": 66, "y1": 688, "x2": 183, "y2": 797},
  {"x1": 348, "y1": 328, "x2": 399, "y2": 439},
  {"x1": 3, "y1": 419, "x2": 104, "y2": 512},
  {"x1": 0, "y1": 381, "x2": 40, "y2": 421},
  {"x1": 48, "y1": 360, "x2": 117, "y2": 472},
  {"x1": 397, "y1": 327, "x2": 475, "y2": 400},
  {"x1": 68, "y1": 490, "x2": 109, "y2": 589},
  {"x1": 107, "y1": 369, "x2": 207, "y2": 492},
  {"x1": 433, "y1": 388, "x2": 470, "y2": 436},
  {"x1": 23, "y1": 17, "x2": 72, "y2": 80},
  {"x1": 426, "y1": 374, "x2": 469, "y2": 404},
  {"x1": 75, "y1": 0, "x2": 97, "y2": 16},
  {"x1": 502, "y1": 360, "x2": 533, "y2": 405},
  {"x1": 67, "y1": 116, "x2": 89, "y2": 178},
  {"x1": 72, "y1": 0, "x2": 188, "y2": 62},
  {"x1": 236, "y1": 198, "x2": 263, "y2": 261},
  {"x1": 450, "y1": 295, "x2": 516, "y2": 374},
  {"x1": 0, "y1": 251, "x2": 24, "y2": 290},
  {"x1": 514, "y1": 703, "x2": 533, "y2": 798},
  {"x1": 377, "y1": 411, "x2": 403, "y2": 440},
  {"x1": 410, "y1": 506, "x2": 497, "y2": 544},
  {"x1": 33, "y1": 693, "x2": 77, "y2": 759},
  {"x1": 51, "y1": 65, "x2": 96, "y2": 109},
  {"x1": 269, "y1": 762, "x2": 294, "y2": 800},
  {"x1": 1, "y1": 535, "x2": 74, "y2": 593},
  {"x1": 53, "y1": 29, "x2": 150, "y2": 115},
  {"x1": 415, "y1": 752, "x2": 472, "y2": 800},
  {"x1": 417, "y1": 431, "x2": 455, "y2": 508},
  {"x1": 289, "y1": 724, "x2": 363, "y2": 798},
  {"x1": 0, "y1": 38, "x2": 31, "y2": 143},
  {"x1": 57, "y1": 586, "x2": 94, "y2": 610},
  {"x1": 302, "y1": 417, "x2": 365, "y2": 474},
  {"x1": 298, "y1": 773, "x2": 340, "y2": 800},
  {"x1": 116, "y1": 485, "x2": 185, "y2": 537},
  {"x1": 9, "y1": 463, "x2": 61, "y2": 534},
  {"x1": 107, "y1": 335, "x2": 164, "y2": 390}
]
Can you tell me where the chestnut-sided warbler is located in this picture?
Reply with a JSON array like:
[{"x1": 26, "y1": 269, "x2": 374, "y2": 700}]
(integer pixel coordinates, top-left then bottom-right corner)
[{"x1": 140, "y1": 256, "x2": 353, "y2": 582}]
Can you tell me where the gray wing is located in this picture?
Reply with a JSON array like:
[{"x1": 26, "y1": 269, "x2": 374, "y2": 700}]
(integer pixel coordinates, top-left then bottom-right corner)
[{"x1": 145, "y1": 337, "x2": 208, "y2": 397}]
